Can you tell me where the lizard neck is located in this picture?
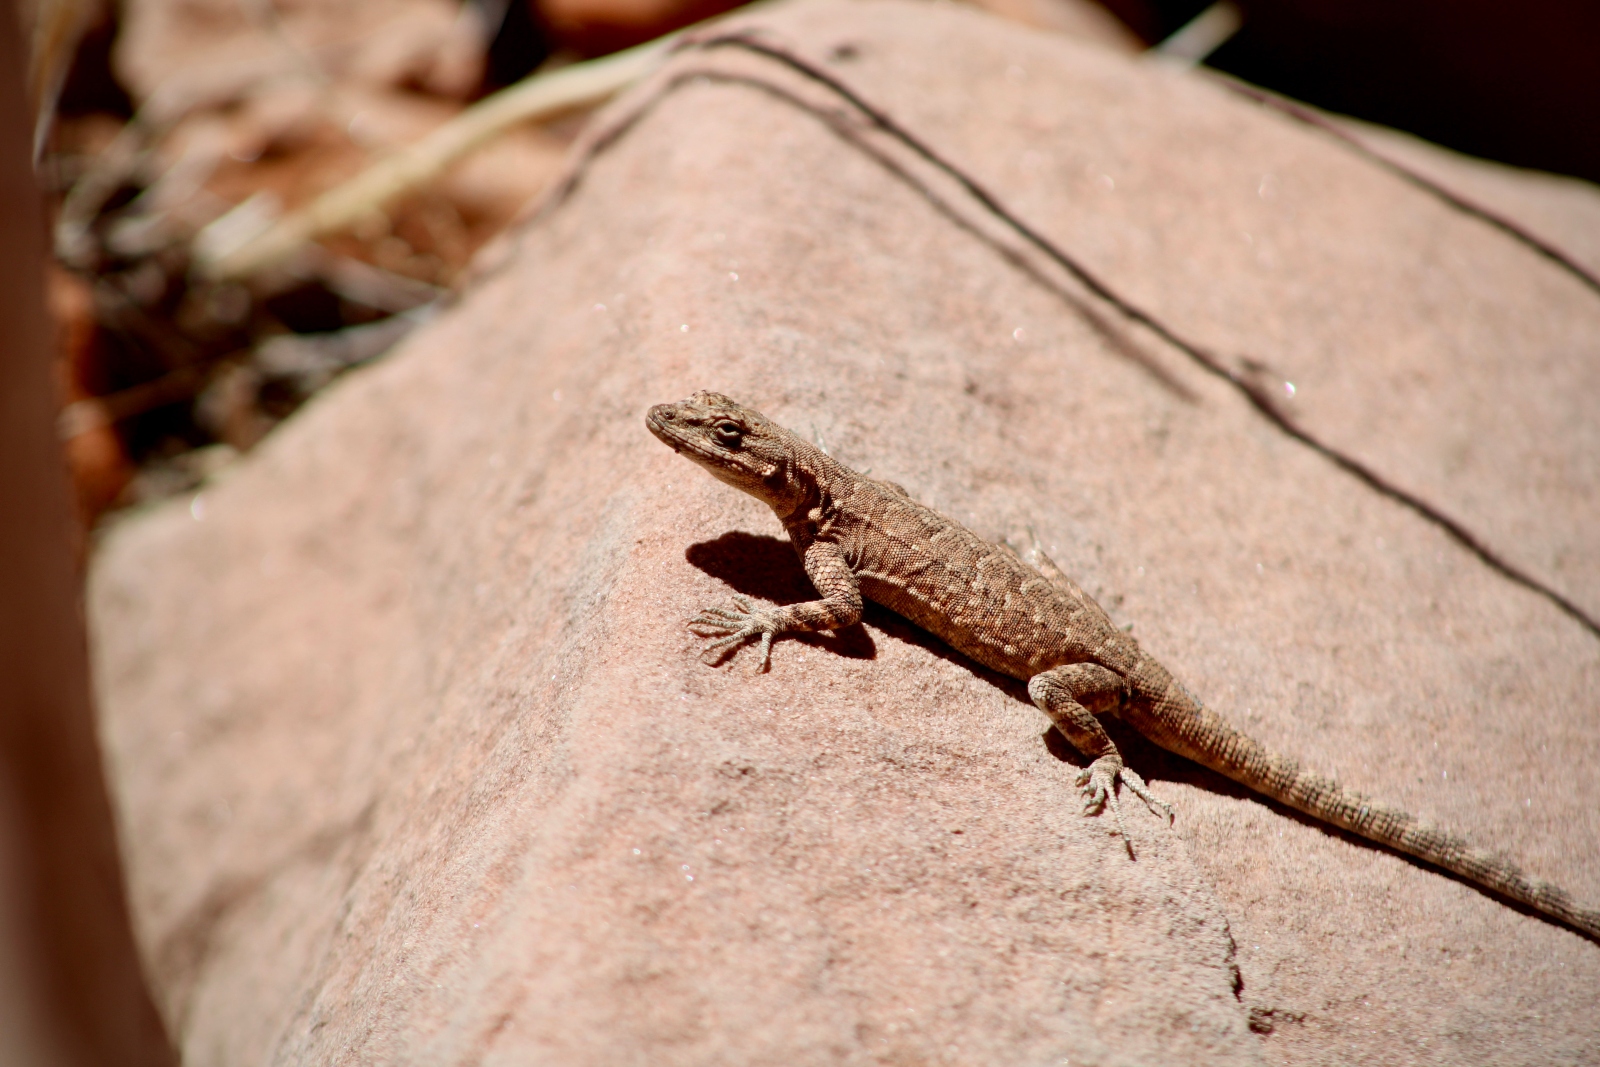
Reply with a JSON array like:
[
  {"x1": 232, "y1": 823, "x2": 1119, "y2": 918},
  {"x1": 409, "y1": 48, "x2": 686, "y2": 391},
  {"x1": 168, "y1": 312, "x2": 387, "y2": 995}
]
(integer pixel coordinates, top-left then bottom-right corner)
[{"x1": 769, "y1": 439, "x2": 855, "y2": 528}]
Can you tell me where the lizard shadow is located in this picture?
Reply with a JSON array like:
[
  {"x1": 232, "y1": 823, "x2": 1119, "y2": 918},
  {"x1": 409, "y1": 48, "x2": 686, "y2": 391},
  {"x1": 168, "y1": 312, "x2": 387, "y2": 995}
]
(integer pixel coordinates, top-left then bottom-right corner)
[
  {"x1": 685, "y1": 532, "x2": 877, "y2": 659},
  {"x1": 687, "y1": 535, "x2": 1232, "y2": 755},
  {"x1": 687, "y1": 532, "x2": 1072, "y2": 713},
  {"x1": 686, "y1": 531, "x2": 1034, "y2": 692},
  {"x1": 684, "y1": 540, "x2": 1262, "y2": 786},
  {"x1": 684, "y1": 541, "x2": 1593, "y2": 938}
]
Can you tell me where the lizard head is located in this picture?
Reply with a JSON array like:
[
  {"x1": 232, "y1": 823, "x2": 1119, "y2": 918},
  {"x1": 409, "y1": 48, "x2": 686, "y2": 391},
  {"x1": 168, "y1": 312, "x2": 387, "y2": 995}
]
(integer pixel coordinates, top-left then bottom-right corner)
[{"x1": 646, "y1": 391, "x2": 811, "y2": 514}]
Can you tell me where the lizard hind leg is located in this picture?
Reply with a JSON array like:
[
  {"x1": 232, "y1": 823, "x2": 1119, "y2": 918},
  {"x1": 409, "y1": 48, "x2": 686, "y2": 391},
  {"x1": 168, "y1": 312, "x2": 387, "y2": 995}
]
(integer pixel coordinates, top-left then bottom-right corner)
[{"x1": 1029, "y1": 663, "x2": 1173, "y2": 850}]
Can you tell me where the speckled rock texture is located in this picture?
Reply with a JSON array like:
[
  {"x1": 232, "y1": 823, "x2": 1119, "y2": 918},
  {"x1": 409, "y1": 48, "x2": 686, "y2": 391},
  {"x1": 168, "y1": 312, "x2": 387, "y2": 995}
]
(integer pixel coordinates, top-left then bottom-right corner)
[{"x1": 89, "y1": 2, "x2": 1600, "y2": 1063}]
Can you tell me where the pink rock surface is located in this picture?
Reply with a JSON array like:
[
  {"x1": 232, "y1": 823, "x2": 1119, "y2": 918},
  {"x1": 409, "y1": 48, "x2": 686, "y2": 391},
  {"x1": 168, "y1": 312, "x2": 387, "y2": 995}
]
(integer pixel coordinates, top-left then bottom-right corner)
[{"x1": 90, "y1": 2, "x2": 1600, "y2": 1063}]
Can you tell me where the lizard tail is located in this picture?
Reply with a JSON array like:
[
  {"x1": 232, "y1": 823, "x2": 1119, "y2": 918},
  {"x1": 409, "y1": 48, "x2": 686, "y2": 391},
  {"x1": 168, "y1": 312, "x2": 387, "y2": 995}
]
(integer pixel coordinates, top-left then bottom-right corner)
[{"x1": 1126, "y1": 654, "x2": 1600, "y2": 941}]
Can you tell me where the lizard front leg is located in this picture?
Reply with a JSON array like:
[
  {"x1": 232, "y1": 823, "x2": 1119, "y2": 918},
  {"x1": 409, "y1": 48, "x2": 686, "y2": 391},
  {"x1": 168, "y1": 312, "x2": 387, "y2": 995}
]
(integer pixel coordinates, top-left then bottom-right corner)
[
  {"x1": 1029, "y1": 663, "x2": 1172, "y2": 848},
  {"x1": 689, "y1": 540, "x2": 862, "y2": 671}
]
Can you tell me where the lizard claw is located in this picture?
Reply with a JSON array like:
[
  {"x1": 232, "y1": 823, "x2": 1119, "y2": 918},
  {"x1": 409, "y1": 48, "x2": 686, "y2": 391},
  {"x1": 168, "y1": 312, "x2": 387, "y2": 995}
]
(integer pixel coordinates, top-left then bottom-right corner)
[
  {"x1": 1076, "y1": 756, "x2": 1173, "y2": 849},
  {"x1": 687, "y1": 595, "x2": 784, "y2": 672}
]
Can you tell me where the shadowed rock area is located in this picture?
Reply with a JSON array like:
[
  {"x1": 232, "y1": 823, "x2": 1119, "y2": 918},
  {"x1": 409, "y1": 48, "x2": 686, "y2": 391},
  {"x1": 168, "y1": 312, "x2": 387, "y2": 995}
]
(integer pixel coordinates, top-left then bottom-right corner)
[{"x1": 89, "y1": 2, "x2": 1600, "y2": 1063}]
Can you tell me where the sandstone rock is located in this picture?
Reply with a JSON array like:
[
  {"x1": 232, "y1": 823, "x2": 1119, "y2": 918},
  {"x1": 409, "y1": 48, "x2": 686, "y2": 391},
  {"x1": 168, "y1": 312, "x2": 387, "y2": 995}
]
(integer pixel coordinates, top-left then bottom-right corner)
[{"x1": 90, "y1": 2, "x2": 1600, "y2": 1063}]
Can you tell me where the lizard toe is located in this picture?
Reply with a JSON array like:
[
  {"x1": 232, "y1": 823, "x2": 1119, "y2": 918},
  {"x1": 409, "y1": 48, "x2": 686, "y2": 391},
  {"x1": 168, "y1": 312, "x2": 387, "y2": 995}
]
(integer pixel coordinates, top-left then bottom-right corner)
[
  {"x1": 1119, "y1": 766, "x2": 1174, "y2": 824},
  {"x1": 1102, "y1": 782, "x2": 1132, "y2": 845},
  {"x1": 1078, "y1": 756, "x2": 1150, "y2": 842},
  {"x1": 1074, "y1": 757, "x2": 1169, "y2": 856},
  {"x1": 1077, "y1": 765, "x2": 1111, "y2": 815},
  {"x1": 688, "y1": 598, "x2": 784, "y2": 667},
  {"x1": 702, "y1": 629, "x2": 756, "y2": 652}
]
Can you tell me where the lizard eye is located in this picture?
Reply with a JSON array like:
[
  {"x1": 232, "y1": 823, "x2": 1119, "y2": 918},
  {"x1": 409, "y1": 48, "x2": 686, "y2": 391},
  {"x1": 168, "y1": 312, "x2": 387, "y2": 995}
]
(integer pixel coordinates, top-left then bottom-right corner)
[{"x1": 713, "y1": 421, "x2": 742, "y2": 445}]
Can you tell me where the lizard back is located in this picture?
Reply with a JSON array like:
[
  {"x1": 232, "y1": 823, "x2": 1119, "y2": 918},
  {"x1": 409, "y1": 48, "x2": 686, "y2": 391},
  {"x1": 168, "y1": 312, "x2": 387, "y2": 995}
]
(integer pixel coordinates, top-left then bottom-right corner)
[{"x1": 794, "y1": 474, "x2": 1138, "y2": 682}]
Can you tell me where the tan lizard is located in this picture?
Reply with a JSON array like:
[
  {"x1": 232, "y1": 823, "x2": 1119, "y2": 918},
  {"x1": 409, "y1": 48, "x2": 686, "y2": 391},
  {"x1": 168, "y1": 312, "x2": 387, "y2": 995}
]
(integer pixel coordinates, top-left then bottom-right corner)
[{"x1": 647, "y1": 390, "x2": 1600, "y2": 941}]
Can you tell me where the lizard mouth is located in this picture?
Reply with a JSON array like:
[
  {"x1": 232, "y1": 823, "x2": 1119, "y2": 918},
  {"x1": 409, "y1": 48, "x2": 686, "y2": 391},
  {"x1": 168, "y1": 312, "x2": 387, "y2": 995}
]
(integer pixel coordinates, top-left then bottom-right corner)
[
  {"x1": 645, "y1": 403, "x2": 689, "y2": 451},
  {"x1": 647, "y1": 403, "x2": 722, "y2": 466}
]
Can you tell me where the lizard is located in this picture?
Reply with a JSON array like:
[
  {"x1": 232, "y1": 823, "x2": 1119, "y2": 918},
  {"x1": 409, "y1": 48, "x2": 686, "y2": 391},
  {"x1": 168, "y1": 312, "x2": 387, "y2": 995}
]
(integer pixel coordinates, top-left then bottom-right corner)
[{"x1": 646, "y1": 390, "x2": 1600, "y2": 941}]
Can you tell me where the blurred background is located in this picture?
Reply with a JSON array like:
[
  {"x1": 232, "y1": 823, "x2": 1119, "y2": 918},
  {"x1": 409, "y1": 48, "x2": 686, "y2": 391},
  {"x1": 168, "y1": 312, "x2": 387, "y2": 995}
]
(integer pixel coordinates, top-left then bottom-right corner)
[
  {"x1": 1, "y1": 0, "x2": 1596, "y2": 1063},
  {"x1": 16, "y1": 0, "x2": 1600, "y2": 534}
]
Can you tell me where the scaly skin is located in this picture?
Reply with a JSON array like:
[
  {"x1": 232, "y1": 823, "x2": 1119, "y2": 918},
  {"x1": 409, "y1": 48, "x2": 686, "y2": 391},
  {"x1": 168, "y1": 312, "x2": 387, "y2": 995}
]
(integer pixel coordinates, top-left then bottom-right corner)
[{"x1": 646, "y1": 390, "x2": 1600, "y2": 940}]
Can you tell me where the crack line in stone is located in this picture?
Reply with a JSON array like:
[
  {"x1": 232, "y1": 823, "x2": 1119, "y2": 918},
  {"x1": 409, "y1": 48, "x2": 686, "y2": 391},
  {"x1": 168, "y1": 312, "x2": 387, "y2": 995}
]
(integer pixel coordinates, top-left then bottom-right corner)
[
  {"x1": 676, "y1": 31, "x2": 1600, "y2": 640},
  {"x1": 1209, "y1": 75, "x2": 1600, "y2": 298}
]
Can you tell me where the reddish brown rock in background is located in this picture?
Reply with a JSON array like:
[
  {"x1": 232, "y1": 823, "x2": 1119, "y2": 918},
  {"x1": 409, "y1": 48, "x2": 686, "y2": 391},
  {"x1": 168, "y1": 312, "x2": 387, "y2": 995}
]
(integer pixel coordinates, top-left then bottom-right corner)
[
  {"x1": 535, "y1": 0, "x2": 746, "y2": 56},
  {"x1": 89, "y1": 1, "x2": 1600, "y2": 1063},
  {"x1": 534, "y1": 0, "x2": 1142, "y2": 56},
  {"x1": 48, "y1": 264, "x2": 135, "y2": 524}
]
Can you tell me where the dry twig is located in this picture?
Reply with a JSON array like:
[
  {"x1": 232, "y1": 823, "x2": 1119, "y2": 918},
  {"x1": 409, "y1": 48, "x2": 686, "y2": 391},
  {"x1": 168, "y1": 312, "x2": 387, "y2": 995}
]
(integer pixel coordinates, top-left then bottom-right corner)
[{"x1": 195, "y1": 35, "x2": 677, "y2": 281}]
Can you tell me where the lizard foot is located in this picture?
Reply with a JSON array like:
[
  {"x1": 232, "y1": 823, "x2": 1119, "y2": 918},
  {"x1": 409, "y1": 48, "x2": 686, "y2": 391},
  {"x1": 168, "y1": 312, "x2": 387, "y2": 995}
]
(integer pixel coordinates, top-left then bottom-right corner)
[
  {"x1": 1076, "y1": 756, "x2": 1174, "y2": 846},
  {"x1": 688, "y1": 595, "x2": 784, "y2": 672}
]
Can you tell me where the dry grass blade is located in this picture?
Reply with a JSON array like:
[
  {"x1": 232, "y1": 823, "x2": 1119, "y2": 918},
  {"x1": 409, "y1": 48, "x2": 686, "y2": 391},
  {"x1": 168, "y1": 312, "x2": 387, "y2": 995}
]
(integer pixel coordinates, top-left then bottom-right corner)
[{"x1": 195, "y1": 34, "x2": 678, "y2": 282}]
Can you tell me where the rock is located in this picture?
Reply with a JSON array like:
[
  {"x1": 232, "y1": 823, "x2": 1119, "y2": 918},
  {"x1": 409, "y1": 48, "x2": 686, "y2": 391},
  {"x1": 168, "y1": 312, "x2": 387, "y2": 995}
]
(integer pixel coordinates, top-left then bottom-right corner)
[
  {"x1": 89, "y1": 1, "x2": 1600, "y2": 1063},
  {"x1": 115, "y1": 0, "x2": 485, "y2": 120}
]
